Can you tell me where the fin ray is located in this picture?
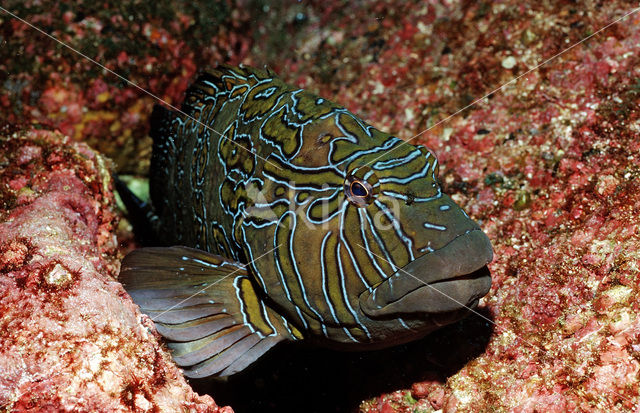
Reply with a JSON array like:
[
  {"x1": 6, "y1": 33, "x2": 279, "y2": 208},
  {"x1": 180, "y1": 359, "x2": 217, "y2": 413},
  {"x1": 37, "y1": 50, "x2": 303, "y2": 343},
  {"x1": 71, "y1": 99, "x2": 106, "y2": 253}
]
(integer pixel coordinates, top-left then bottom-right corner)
[
  {"x1": 114, "y1": 175, "x2": 160, "y2": 246},
  {"x1": 183, "y1": 334, "x2": 262, "y2": 378},
  {"x1": 218, "y1": 335, "x2": 282, "y2": 376},
  {"x1": 120, "y1": 246, "x2": 300, "y2": 377},
  {"x1": 155, "y1": 314, "x2": 236, "y2": 341},
  {"x1": 168, "y1": 325, "x2": 251, "y2": 366},
  {"x1": 143, "y1": 304, "x2": 226, "y2": 324}
]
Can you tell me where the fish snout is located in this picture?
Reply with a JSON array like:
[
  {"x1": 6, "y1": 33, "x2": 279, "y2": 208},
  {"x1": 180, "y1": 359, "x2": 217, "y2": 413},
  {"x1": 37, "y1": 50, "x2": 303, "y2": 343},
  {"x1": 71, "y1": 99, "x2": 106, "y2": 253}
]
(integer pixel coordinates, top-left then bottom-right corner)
[{"x1": 359, "y1": 230, "x2": 493, "y2": 317}]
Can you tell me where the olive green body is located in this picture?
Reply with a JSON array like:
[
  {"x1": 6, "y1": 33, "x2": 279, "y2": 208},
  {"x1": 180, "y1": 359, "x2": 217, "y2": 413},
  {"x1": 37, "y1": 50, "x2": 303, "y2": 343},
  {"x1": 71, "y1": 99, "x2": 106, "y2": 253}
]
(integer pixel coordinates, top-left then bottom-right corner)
[{"x1": 148, "y1": 65, "x2": 492, "y2": 349}]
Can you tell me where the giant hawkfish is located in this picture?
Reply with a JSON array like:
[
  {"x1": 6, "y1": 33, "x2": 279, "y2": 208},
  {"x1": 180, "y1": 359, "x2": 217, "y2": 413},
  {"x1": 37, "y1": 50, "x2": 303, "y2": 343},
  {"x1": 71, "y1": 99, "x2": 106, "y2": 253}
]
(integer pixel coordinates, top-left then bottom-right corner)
[{"x1": 118, "y1": 64, "x2": 493, "y2": 378}]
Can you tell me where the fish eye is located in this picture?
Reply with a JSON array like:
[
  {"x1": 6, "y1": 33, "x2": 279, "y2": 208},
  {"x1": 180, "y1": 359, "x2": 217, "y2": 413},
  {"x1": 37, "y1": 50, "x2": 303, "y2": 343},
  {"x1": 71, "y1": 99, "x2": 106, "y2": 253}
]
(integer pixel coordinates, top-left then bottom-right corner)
[
  {"x1": 345, "y1": 178, "x2": 373, "y2": 207},
  {"x1": 344, "y1": 166, "x2": 378, "y2": 207},
  {"x1": 350, "y1": 181, "x2": 369, "y2": 197}
]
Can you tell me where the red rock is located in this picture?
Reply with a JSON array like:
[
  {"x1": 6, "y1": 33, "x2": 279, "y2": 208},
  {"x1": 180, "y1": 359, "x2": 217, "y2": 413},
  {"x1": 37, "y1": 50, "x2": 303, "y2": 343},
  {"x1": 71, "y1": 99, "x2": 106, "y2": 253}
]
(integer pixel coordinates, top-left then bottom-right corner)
[
  {"x1": 410, "y1": 372, "x2": 443, "y2": 399},
  {"x1": 252, "y1": 0, "x2": 640, "y2": 411},
  {"x1": 426, "y1": 387, "x2": 445, "y2": 410},
  {"x1": 4, "y1": 0, "x2": 640, "y2": 411},
  {"x1": 0, "y1": 130, "x2": 230, "y2": 412},
  {"x1": 379, "y1": 401, "x2": 395, "y2": 413}
]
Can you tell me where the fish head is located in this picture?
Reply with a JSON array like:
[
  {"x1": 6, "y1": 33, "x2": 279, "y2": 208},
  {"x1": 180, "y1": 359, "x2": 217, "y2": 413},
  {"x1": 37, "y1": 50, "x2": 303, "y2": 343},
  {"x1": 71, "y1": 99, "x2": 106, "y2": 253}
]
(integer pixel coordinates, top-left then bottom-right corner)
[
  {"x1": 318, "y1": 121, "x2": 495, "y2": 341},
  {"x1": 243, "y1": 105, "x2": 492, "y2": 345},
  {"x1": 342, "y1": 144, "x2": 493, "y2": 323}
]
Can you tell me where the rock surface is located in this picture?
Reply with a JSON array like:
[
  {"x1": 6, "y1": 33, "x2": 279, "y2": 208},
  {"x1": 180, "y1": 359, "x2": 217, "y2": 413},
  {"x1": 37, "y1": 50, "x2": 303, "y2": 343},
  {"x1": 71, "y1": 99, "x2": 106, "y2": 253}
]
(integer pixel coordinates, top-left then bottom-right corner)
[
  {"x1": 0, "y1": 130, "x2": 229, "y2": 412},
  {"x1": 2, "y1": 0, "x2": 640, "y2": 412}
]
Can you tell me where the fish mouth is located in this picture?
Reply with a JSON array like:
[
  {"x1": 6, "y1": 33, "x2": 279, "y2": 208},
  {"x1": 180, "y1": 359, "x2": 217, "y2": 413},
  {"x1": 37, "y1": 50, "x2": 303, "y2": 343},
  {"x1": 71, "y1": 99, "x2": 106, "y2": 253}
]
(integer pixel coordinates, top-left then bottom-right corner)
[{"x1": 359, "y1": 230, "x2": 493, "y2": 318}]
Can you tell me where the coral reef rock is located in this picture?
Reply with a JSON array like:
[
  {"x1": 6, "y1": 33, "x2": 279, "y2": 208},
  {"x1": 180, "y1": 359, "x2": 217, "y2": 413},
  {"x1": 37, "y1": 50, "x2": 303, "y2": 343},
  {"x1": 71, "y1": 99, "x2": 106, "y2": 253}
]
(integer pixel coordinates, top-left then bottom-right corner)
[{"x1": 0, "y1": 130, "x2": 230, "y2": 412}]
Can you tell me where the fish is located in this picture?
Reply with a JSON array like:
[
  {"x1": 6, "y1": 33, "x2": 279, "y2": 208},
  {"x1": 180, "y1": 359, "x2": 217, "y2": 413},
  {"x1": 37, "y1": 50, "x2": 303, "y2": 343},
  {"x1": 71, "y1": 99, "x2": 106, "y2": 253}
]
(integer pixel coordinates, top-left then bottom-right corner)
[{"x1": 117, "y1": 64, "x2": 493, "y2": 378}]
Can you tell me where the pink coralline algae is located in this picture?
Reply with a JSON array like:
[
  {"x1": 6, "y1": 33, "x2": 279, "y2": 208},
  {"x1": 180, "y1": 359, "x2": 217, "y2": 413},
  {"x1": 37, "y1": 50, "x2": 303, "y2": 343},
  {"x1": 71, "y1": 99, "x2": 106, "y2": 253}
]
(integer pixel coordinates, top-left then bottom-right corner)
[
  {"x1": 0, "y1": 2, "x2": 256, "y2": 175},
  {"x1": 3, "y1": 0, "x2": 640, "y2": 411},
  {"x1": 0, "y1": 130, "x2": 230, "y2": 412},
  {"x1": 345, "y1": 2, "x2": 640, "y2": 412}
]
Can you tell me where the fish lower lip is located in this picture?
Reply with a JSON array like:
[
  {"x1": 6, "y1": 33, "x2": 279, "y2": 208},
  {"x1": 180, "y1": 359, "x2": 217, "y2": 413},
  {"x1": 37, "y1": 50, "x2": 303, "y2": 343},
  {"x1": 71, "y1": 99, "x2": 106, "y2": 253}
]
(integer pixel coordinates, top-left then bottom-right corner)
[
  {"x1": 400, "y1": 267, "x2": 491, "y2": 313},
  {"x1": 431, "y1": 265, "x2": 491, "y2": 284},
  {"x1": 359, "y1": 230, "x2": 493, "y2": 317}
]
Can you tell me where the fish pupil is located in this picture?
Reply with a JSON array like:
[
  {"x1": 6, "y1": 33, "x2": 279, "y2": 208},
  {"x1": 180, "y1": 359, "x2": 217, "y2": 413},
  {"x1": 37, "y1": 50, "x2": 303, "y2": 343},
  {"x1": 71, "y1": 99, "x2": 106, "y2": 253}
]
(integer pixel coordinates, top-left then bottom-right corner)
[{"x1": 351, "y1": 181, "x2": 368, "y2": 197}]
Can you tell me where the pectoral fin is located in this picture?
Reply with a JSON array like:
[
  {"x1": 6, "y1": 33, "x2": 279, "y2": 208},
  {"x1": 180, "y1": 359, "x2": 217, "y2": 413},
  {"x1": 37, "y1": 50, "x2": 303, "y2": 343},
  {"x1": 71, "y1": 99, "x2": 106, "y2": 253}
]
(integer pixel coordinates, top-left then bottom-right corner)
[{"x1": 119, "y1": 246, "x2": 302, "y2": 378}]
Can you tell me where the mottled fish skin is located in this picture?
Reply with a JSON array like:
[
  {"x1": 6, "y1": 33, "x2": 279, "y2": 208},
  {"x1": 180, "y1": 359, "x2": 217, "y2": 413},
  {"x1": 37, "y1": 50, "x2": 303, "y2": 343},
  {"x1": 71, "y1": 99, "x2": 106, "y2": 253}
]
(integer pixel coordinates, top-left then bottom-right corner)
[{"x1": 142, "y1": 64, "x2": 492, "y2": 351}]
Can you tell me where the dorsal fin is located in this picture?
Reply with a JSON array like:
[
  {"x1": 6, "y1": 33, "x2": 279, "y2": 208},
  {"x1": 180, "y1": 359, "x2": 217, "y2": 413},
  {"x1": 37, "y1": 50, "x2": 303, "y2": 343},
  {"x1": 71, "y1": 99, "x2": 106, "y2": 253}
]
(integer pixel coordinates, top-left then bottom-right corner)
[
  {"x1": 148, "y1": 104, "x2": 175, "y2": 143},
  {"x1": 119, "y1": 246, "x2": 303, "y2": 378},
  {"x1": 185, "y1": 65, "x2": 277, "y2": 100}
]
